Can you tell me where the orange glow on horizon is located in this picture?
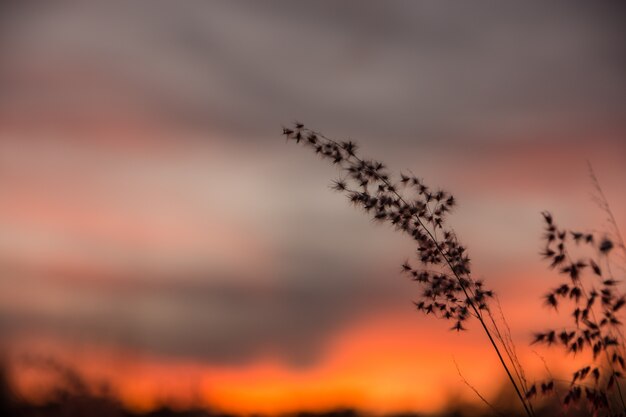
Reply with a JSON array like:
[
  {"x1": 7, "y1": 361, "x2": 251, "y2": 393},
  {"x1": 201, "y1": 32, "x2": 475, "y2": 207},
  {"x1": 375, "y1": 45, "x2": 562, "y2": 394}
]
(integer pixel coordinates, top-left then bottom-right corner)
[{"x1": 7, "y1": 301, "x2": 590, "y2": 415}]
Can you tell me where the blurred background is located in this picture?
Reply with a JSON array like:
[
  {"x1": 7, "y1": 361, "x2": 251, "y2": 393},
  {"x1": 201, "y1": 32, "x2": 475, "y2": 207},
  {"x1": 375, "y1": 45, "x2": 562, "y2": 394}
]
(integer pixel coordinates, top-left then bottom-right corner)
[{"x1": 0, "y1": 1, "x2": 625, "y2": 415}]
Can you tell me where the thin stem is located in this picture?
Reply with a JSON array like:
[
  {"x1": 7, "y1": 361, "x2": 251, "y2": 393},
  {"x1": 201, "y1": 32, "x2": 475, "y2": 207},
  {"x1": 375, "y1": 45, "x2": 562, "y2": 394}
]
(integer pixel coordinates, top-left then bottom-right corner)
[
  {"x1": 454, "y1": 358, "x2": 505, "y2": 417},
  {"x1": 532, "y1": 351, "x2": 562, "y2": 402},
  {"x1": 486, "y1": 306, "x2": 533, "y2": 414}
]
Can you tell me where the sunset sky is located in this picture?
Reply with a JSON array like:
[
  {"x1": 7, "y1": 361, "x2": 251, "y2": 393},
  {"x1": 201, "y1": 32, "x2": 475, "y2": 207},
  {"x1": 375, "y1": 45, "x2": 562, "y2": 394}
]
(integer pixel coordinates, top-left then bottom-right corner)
[{"x1": 1, "y1": 1, "x2": 625, "y2": 415}]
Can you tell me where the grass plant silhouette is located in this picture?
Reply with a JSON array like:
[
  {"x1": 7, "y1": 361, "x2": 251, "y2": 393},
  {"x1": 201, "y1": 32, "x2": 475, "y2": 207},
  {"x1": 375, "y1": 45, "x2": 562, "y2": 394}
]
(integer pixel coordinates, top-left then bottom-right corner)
[
  {"x1": 282, "y1": 123, "x2": 534, "y2": 417},
  {"x1": 529, "y1": 190, "x2": 626, "y2": 415}
]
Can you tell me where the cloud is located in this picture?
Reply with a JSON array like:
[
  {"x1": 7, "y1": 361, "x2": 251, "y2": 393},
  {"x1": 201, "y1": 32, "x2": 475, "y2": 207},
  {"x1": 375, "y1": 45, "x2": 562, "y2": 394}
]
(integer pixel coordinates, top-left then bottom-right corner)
[
  {"x1": 0, "y1": 1, "x2": 624, "y2": 371},
  {"x1": 0, "y1": 139, "x2": 408, "y2": 367},
  {"x1": 2, "y1": 2, "x2": 625, "y2": 142}
]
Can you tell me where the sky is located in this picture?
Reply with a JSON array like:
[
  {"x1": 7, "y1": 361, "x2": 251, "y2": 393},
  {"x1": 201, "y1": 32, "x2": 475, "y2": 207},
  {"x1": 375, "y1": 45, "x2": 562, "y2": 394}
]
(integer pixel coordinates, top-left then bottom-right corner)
[{"x1": 0, "y1": 1, "x2": 625, "y2": 414}]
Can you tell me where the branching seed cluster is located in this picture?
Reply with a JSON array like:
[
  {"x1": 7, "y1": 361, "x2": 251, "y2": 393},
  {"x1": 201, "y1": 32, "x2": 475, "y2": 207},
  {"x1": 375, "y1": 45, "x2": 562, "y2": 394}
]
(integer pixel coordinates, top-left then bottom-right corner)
[
  {"x1": 528, "y1": 212, "x2": 625, "y2": 414},
  {"x1": 283, "y1": 122, "x2": 493, "y2": 332}
]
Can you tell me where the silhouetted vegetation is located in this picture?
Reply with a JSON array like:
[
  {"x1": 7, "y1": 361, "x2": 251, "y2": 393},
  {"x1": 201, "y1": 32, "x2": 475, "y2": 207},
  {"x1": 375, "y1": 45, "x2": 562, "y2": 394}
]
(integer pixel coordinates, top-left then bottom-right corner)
[
  {"x1": 527, "y1": 173, "x2": 626, "y2": 416},
  {"x1": 282, "y1": 123, "x2": 534, "y2": 415},
  {"x1": 283, "y1": 124, "x2": 626, "y2": 417}
]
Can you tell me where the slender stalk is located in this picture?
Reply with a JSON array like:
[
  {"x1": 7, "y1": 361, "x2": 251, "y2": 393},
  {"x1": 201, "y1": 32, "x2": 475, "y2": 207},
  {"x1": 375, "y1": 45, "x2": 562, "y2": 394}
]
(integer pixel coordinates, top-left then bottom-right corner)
[{"x1": 454, "y1": 358, "x2": 505, "y2": 417}]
